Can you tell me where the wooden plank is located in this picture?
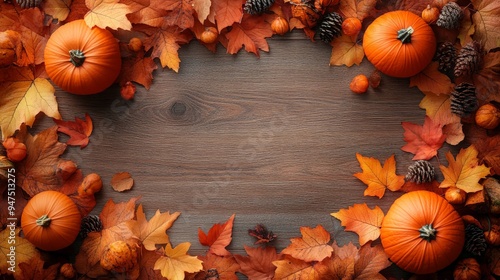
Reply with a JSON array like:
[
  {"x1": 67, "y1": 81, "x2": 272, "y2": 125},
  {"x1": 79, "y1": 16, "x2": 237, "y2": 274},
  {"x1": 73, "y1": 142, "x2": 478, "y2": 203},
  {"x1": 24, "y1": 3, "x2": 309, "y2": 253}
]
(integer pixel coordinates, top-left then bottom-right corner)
[{"x1": 51, "y1": 35, "x2": 444, "y2": 255}]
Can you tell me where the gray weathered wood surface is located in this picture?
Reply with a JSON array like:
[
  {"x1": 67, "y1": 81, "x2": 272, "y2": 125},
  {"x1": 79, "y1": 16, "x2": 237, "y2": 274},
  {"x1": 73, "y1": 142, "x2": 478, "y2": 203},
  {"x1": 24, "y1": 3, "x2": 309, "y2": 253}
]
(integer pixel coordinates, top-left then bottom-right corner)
[{"x1": 48, "y1": 32, "x2": 453, "y2": 258}]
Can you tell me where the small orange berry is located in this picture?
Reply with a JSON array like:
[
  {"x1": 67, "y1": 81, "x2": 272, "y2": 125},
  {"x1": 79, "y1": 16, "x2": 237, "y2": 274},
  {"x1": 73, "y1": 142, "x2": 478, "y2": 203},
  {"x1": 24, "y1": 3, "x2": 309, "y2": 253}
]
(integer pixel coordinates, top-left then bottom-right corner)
[{"x1": 349, "y1": 74, "x2": 369, "y2": 94}]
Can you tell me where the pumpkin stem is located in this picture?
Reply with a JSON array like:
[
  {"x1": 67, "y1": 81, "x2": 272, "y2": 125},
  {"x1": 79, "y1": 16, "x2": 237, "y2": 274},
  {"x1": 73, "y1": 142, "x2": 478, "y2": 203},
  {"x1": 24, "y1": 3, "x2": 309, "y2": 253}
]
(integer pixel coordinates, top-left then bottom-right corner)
[
  {"x1": 419, "y1": 224, "x2": 437, "y2": 241},
  {"x1": 397, "y1": 26, "x2": 414, "y2": 44},
  {"x1": 69, "y1": 49, "x2": 85, "y2": 67},
  {"x1": 36, "y1": 214, "x2": 51, "y2": 228}
]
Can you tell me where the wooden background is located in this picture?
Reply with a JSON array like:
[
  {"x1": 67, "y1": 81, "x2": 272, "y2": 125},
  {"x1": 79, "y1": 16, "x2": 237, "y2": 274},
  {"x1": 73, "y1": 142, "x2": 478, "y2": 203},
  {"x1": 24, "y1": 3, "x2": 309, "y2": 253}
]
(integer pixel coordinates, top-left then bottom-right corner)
[{"x1": 41, "y1": 32, "x2": 454, "y2": 259}]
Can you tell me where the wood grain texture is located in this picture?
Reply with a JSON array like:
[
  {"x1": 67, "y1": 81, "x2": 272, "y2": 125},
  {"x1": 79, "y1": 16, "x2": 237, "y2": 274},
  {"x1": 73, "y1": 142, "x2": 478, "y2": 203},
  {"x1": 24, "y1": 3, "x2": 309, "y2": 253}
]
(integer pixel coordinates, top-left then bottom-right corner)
[{"x1": 49, "y1": 34, "x2": 455, "y2": 258}]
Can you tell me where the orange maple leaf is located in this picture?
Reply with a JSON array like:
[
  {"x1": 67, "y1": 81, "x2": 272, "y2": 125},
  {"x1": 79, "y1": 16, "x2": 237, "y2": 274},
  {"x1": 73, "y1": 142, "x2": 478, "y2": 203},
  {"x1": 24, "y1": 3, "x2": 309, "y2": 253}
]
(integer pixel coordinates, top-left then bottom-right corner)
[
  {"x1": 474, "y1": 135, "x2": 500, "y2": 175},
  {"x1": 330, "y1": 34, "x2": 364, "y2": 67},
  {"x1": 338, "y1": 0, "x2": 377, "y2": 20},
  {"x1": 331, "y1": 203, "x2": 384, "y2": 246},
  {"x1": 134, "y1": 204, "x2": 180, "y2": 251},
  {"x1": 353, "y1": 242, "x2": 391, "y2": 279},
  {"x1": 17, "y1": 257, "x2": 59, "y2": 280},
  {"x1": 354, "y1": 153, "x2": 405, "y2": 198},
  {"x1": 121, "y1": 0, "x2": 168, "y2": 27},
  {"x1": 195, "y1": 253, "x2": 241, "y2": 280},
  {"x1": 234, "y1": 245, "x2": 279, "y2": 280},
  {"x1": 410, "y1": 62, "x2": 454, "y2": 96},
  {"x1": 163, "y1": 0, "x2": 195, "y2": 30},
  {"x1": 281, "y1": 225, "x2": 333, "y2": 262},
  {"x1": 272, "y1": 255, "x2": 327, "y2": 279},
  {"x1": 208, "y1": 0, "x2": 244, "y2": 32},
  {"x1": 53, "y1": 113, "x2": 93, "y2": 149},
  {"x1": 439, "y1": 145, "x2": 491, "y2": 193},
  {"x1": 154, "y1": 242, "x2": 203, "y2": 280},
  {"x1": 401, "y1": 116, "x2": 446, "y2": 160},
  {"x1": 198, "y1": 214, "x2": 235, "y2": 256},
  {"x1": 42, "y1": 0, "x2": 72, "y2": 21},
  {"x1": 224, "y1": 14, "x2": 273, "y2": 57},
  {"x1": 118, "y1": 49, "x2": 158, "y2": 90}
]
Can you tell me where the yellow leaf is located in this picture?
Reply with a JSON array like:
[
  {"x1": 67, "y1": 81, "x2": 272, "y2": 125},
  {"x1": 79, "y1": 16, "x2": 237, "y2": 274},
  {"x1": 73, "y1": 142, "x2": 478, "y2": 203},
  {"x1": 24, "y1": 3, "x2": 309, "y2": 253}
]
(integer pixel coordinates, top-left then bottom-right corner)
[
  {"x1": 0, "y1": 228, "x2": 40, "y2": 276},
  {"x1": 410, "y1": 62, "x2": 454, "y2": 95},
  {"x1": 353, "y1": 154, "x2": 405, "y2": 198},
  {"x1": 439, "y1": 145, "x2": 491, "y2": 193},
  {"x1": 0, "y1": 78, "x2": 61, "y2": 140},
  {"x1": 331, "y1": 203, "x2": 384, "y2": 246},
  {"x1": 42, "y1": 0, "x2": 72, "y2": 21},
  {"x1": 135, "y1": 204, "x2": 181, "y2": 251},
  {"x1": 419, "y1": 92, "x2": 460, "y2": 126},
  {"x1": 154, "y1": 242, "x2": 203, "y2": 280},
  {"x1": 330, "y1": 34, "x2": 364, "y2": 67},
  {"x1": 85, "y1": 0, "x2": 132, "y2": 30}
]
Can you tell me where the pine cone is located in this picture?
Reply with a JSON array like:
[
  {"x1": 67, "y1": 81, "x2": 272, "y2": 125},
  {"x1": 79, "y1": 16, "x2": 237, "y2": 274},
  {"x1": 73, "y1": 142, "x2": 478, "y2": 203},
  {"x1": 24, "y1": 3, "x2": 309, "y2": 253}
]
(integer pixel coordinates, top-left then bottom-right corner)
[
  {"x1": 436, "y1": 2, "x2": 463, "y2": 29},
  {"x1": 454, "y1": 41, "x2": 482, "y2": 78},
  {"x1": 464, "y1": 224, "x2": 487, "y2": 257},
  {"x1": 243, "y1": 0, "x2": 275, "y2": 15},
  {"x1": 80, "y1": 215, "x2": 103, "y2": 239},
  {"x1": 405, "y1": 160, "x2": 435, "y2": 184},
  {"x1": 16, "y1": 0, "x2": 42, "y2": 8},
  {"x1": 318, "y1": 12, "x2": 343, "y2": 43},
  {"x1": 451, "y1": 83, "x2": 477, "y2": 117},
  {"x1": 434, "y1": 41, "x2": 456, "y2": 74}
]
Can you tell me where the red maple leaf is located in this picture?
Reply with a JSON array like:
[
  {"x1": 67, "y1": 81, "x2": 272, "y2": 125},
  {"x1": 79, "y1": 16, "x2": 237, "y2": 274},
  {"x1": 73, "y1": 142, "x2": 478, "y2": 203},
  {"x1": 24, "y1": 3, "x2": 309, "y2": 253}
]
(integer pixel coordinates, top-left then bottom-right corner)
[
  {"x1": 223, "y1": 14, "x2": 273, "y2": 57},
  {"x1": 198, "y1": 214, "x2": 235, "y2": 256},
  {"x1": 401, "y1": 116, "x2": 446, "y2": 160}
]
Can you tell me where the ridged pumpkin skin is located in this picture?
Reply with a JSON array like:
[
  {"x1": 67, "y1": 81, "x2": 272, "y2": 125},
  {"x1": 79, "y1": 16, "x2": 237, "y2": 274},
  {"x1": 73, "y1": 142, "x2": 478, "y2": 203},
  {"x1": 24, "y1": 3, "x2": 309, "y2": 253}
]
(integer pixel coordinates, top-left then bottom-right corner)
[
  {"x1": 380, "y1": 190, "x2": 464, "y2": 274},
  {"x1": 363, "y1": 11, "x2": 436, "y2": 78},
  {"x1": 44, "y1": 20, "x2": 121, "y2": 95},
  {"x1": 21, "y1": 191, "x2": 81, "y2": 251}
]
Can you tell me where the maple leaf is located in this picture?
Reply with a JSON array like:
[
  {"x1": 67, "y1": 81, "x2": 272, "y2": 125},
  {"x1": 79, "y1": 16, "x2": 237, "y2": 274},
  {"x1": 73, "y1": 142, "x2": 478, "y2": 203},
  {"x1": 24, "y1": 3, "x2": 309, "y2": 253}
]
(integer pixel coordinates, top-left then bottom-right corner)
[
  {"x1": 234, "y1": 245, "x2": 279, "y2": 280},
  {"x1": 471, "y1": 0, "x2": 500, "y2": 51},
  {"x1": 409, "y1": 62, "x2": 454, "y2": 95},
  {"x1": 42, "y1": 0, "x2": 72, "y2": 21},
  {"x1": 439, "y1": 145, "x2": 491, "y2": 193},
  {"x1": 163, "y1": 0, "x2": 195, "y2": 30},
  {"x1": 272, "y1": 255, "x2": 326, "y2": 279},
  {"x1": 474, "y1": 135, "x2": 500, "y2": 175},
  {"x1": 419, "y1": 92, "x2": 460, "y2": 127},
  {"x1": 0, "y1": 228, "x2": 40, "y2": 276},
  {"x1": 0, "y1": 78, "x2": 60, "y2": 140},
  {"x1": 353, "y1": 153, "x2": 404, "y2": 198},
  {"x1": 134, "y1": 204, "x2": 180, "y2": 251},
  {"x1": 85, "y1": 0, "x2": 132, "y2": 30},
  {"x1": 195, "y1": 253, "x2": 241, "y2": 280},
  {"x1": 338, "y1": 0, "x2": 377, "y2": 20},
  {"x1": 281, "y1": 225, "x2": 333, "y2": 262},
  {"x1": 198, "y1": 214, "x2": 235, "y2": 256},
  {"x1": 193, "y1": 0, "x2": 211, "y2": 23},
  {"x1": 138, "y1": 24, "x2": 191, "y2": 72},
  {"x1": 474, "y1": 51, "x2": 500, "y2": 103},
  {"x1": 331, "y1": 203, "x2": 384, "y2": 246},
  {"x1": 329, "y1": 34, "x2": 364, "y2": 67},
  {"x1": 154, "y1": 242, "x2": 203, "y2": 280},
  {"x1": 53, "y1": 113, "x2": 93, "y2": 148},
  {"x1": 139, "y1": 247, "x2": 164, "y2": 279},
  {"x1": 401, "y1": 116, "x2": 446, "y2": 160},
  {"x1": 224, "y1": 14, "x2": 273, "y2": 57},
  {"x1": 118, "y1": 49, "x2": 157, "y2": 90},
  {"x1": 16, "y1": 29, "x2": 47, "y2": 67},
  {"x1": 17, "y1": 258, "x2": 59, "y2": 280},
  {"x1": 111, "y1": 171, "x2": 134, "y2": 192},
  {"x1": 208, "y1": 0, "x2": 244, "y2": 32},
  {"x1": 353, "y1": 242, "x2": 391, "y2": 279}
]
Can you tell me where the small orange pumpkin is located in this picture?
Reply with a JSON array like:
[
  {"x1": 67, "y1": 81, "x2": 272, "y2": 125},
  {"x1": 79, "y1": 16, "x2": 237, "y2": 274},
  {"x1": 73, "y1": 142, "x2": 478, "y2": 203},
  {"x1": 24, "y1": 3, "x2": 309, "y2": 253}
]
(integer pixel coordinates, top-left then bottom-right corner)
[
  {"x1": 78, "y1": 173, "x2": 103, "y2": 196},
  {"x1": 349, "y1": 74, "x2": 369, "y2": 94},
  {"x1": 21, "y1": 191, "x2": 81, "y2": 251},
  {"x1": 453, "y1": 258, "x2": 481, "y2": 280},
  {"x1": 200, "y1": 27, "x2": 219, "y2": 44},
  {"x1": 380, "y1": 190, "x2": 465, "y2": 274},
  {"x1": 271, "y1": 17, "x2": 289, "y2": 36},
  {"x1": 363, "y1": 11, "x2": 436, "y2": 78},
  {"x1": 422, "y1": 5, "x2": 440, "y2": 24},
  {"x1": 44, "y1": 20, "x2": 121, "y2": 95},
  {"x1": 342, "y1": 17, "x2": 362, "y2": 36}
]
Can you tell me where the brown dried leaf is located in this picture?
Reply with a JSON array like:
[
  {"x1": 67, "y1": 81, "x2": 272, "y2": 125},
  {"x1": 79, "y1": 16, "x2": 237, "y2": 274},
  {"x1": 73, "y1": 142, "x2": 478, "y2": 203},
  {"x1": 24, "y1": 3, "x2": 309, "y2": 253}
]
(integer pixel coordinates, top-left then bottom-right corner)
[{"x1": 111, "y1": 172, "x2": 134, "y2": 192}]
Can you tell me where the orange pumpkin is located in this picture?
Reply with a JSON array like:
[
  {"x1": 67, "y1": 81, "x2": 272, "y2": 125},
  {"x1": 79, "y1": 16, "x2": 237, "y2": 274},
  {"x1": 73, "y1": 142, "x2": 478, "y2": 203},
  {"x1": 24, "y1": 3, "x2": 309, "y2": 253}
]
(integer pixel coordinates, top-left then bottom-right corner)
[
  {"x1": 363, "y1": 11, "x2": 436, "y2": 78},
  {"x1": 44, "y1": 20, "x2": 121, "y2": 95},
  {"x1": 380, "y1": 190, "x2": 464, "y2": 274},
  {"x1": 21, "y1": 191, "x2": 81, "y2": 251},
  {"x1": 453, "y1": 258, "x2": 481, "y2": 280}
]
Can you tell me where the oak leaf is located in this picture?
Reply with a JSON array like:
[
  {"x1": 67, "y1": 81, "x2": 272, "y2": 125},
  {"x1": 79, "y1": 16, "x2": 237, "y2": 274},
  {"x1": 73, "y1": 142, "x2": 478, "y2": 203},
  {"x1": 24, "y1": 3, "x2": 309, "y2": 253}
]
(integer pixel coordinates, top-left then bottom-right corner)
[
  {"x1": 401, "y1": 116, "x2": 446, "y2": 160},
  {"x1": 339, "y1": 0, "x2": 377, "y2": 20},
  {"x1": 439, "y1": 145, "x2": 491, "y2": 193},
  {"x1": 329, "y1": 34, "x2": 364, "y2": 67},
  {"x1": 17, "y1": 258, "x2": 59, "y2": 280},
  {"x1": 234, "y1": 245, "x2": 279, "y2": 280},
  {"x1": 134, "y1": 204, "x2": 180, "y2": 251},
  {"x1": 474, "y1": 51, "x2": 500, "y2": 103},
  {"x1": 41, "y1": 0, "x2": 72, "y2": 21},
  {"x1": 198, "y1": 214, "x2": 235, "y2": 256},
  {"x1": 0, "y1": 78, "x2": 60, "y2": 140},
  {"x1": 281, "y1": 225, "x2": 333, "y2": 262},
  {"x1": 471, "y1": 0, "x2": 500, "y2": 51},
  {"x1": 85, "y1": 0, "x2": 132, "y2": 30},
  {"x1": 331, "y1": 203, "x2": 384, "y2": 246},
  {"x1": 163, "y1": 0, "x2": 195, "y2": 30},
  {"x1": 273, "y1": 255, "x2": 327, "y2": 280},
  {"x1": 410, "y1": 62, "x2": 454, "y2": 95},
  {"x1": 111, "y1": 171, "x2": 134, "y2": 192},
  {"x1": 0, "y1": 228, "x2": 40, "y2": 276},
  {"x1": 195, "y1": 253, "x2": 240, "y2": 280},
  {"x1": 224, "y1": 14, "x2": 273, "y2": 57},
  {"x1": 208, "y1": 0, "x2": 243, "y2": 32},
  {"x1": 154, "y1": 242, "x2": 203, "y2": 280},
  {"x1": 53, "y1": 113, "x2": 93, "y2": 148},
  {"x1": 474, "y1": 135, "x2": 500, "y2": 175},
  {"x1": 353, "y1": 153, "x2": 404, "y2": 198}
]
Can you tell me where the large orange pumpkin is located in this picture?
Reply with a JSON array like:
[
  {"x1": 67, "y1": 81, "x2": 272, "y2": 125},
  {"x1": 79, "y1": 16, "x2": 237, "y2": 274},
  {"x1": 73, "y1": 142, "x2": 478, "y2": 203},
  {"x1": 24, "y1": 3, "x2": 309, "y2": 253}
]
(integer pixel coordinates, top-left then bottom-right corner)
[
  {"x1": 21, "y1": 191, "x2": 81, "y2": 251},
  {"x1": 380, "y1": 190, "x2": 464, "y2": 274},
  {"x1": 44, "y1": 20, "x2": 121, "y2": 95},
  {"x1": 363, "y1": 11, "x2": 436, "y2": 78}
]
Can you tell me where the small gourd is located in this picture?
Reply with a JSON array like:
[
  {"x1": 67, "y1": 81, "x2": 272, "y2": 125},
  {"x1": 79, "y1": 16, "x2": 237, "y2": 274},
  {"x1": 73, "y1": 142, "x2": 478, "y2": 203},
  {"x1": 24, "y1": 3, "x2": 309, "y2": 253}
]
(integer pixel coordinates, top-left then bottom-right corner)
[
  {"x1": 475, "y1": 103, "x2": 500, "y2": 129},
  {"x1": 422, "y1": 5, "x2": 440, "y2": 24},
  {"x1": 127, "y1": 37, "x2": 143, "y2": 52},
  {"x1": 453, "y1": 258, "x2": 481, "y2": 280},
  {"x1": 444, "y1": 187, "x2": 466, "y2": 204},
  {"x1": 200, "y1": 27, "x2": 219, "y2": 44},
  {"x1": 349, "y1": 74, "x2": 369, "y2": 94},
  {"x1": 78, "y1": 173, "x2": 103, "y2": 196},
  {"x1": 341, "y1": 17, "x2": 362, "y2": 36},
  {"x1": 100, "y1": 240, "x2": 138, "y2": 272},
  {"x1": 2, "y1": 137, "x2": 26, "y2": 162},
  {"x1": 271, "y1": 17, "x2": 289, "y2": 36}
]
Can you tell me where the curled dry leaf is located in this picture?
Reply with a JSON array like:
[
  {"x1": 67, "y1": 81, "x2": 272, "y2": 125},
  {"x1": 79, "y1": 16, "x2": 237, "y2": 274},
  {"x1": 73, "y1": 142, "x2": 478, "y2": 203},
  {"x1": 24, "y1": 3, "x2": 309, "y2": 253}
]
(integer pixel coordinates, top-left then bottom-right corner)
[{"x1": 111, "y1": 172, "x2": 134, "y2": 192}]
